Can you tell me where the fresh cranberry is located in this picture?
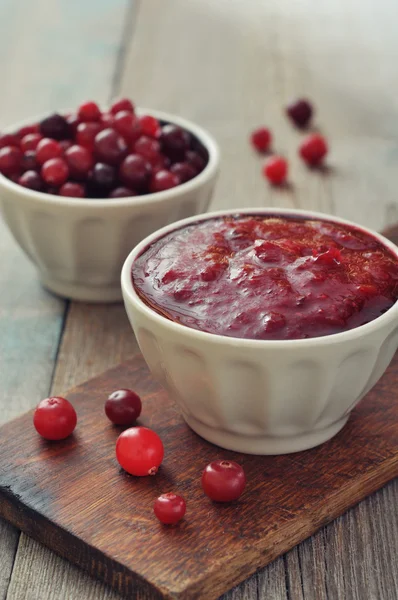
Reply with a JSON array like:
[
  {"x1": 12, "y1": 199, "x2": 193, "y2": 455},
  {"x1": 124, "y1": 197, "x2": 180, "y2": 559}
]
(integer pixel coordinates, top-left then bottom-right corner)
[
  {"x1": 76, "y1": 122, "x2": 103, "y2": 151},
  {"x1": 90, "y1": 162, "x2": 116, "y2": 190},
  {"x1": 36, "y1": 138, "x2": 63, "y2": 165},
  {"x1": 0, "y1": 134, "x2": 19, "y2": 149},
  {"x1": 17, "y1": 124, "x2": 39, "y2": 138},
  {"x1": 66, "y1": 114, "x2": 80, "y2": 133},
  {"x1": 185, "y1": 150, "x2": 206, "y2": 173},
  {"x1": 138, "y1": 115, "x2": 161, "y2": 138},
  {"x1": 33, "y1": 396, "x2": 77, "y2": 441},
  {"x1": 134, "y1": 135, "x2": 161, "y2": 163},
  {"x1": 78, "y1": 101, "x2": 101, "y2": 122},
  {"x1": 113, "y1": 110, "x2": 137, "y2": 141},
  {"x1": 22, "y1": 151, "x2": 38, "y2": 171},
  {"x1": 263, "y1": 156, "x2": 288, "y2": 185},
  {"x1": 101, "y1": 112, "x2": 115, "y2": 127},
  {"x1": 286, "y1": 99, "x2": 313, "y2": 128},
  {"x1": 160, "y1": 124, "x2": 190, "y2": 161},
  {"x1": 59, "y1": 182, "x2": 85, "y2": 198},
  {"x1": 65, "y1": 145, "x2": 93, "y2": 179},
  {"x1": 151, "y1": 154, "x2": 171, "y2": 174},
  {"x1": 0, "y1": 146, "x2": 22, "y2": 176},
  {"x1": 119, "y1": 154, "x2": 152, "y2": 190},
  {"x1": 39, "y1": 113, "x2": 70, "y2": 139},
  {"x1": 105, "y1": 389, "x2": 142, "y2": 425},
  {"x1": 110, "y1": 97, "x2": 135, "y2": 115},
  {"x1": 202, "y1": 460, "x2": 246, "y2": 502},
  {"x1": 94, "y1": 128, "x2": 128, "y2": 165},
  {"x1": 115, "y1": 426, "x2": 164, "y2": 476},
  {"x1": 170, "y1": 162, "x2": 197, "y2": 183},
  {"x1": 18, "y1": 170, "x2": 43, "y2": 191},
  {"x1": 20, "y1": 133, "x2": 43, "y2": 152},
  {"x1": 299, "y1": 134, "x2": 328, "y2": 166},
  {"x1": 150, "y1": 169, "x2": 180, "y2": 193},
  {"x1": 59, "y1": 140, "x2": 73, "y2": 153},
  {"x1": 41, "y1": 158, "x2": 69, "y2": 186},
  {"x1": 154, "y1": 493, "x2": 186, "y2": 525},
  {"x1": 109, "y1": 186, "x2": 136, "y2": 198},
  {"x1": 250, "y1": 127, "x2": 272, "y2": 152}
]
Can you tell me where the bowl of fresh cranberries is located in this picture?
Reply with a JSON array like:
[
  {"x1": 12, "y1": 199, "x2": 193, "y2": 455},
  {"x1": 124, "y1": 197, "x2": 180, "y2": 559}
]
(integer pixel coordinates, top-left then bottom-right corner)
[
  {"x1": 0, "y1": 99, "x2": 219, "y2": 302},
  {"x1": 121, "y1": 207, "x2": 398, "y2": 455}
]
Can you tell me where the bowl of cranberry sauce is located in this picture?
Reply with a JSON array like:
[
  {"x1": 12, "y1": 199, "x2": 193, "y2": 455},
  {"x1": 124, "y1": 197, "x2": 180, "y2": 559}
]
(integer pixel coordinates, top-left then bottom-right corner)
[
  {"x1": 0, "y1": 99, "x2": 219, "y2": 302},
  {"x1": 122, "y1": 208, "x2": 398, "y2": 455}
]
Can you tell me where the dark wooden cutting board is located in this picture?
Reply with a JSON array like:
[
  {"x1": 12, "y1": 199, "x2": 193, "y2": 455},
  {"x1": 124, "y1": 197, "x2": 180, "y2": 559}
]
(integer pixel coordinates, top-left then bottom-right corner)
[{"x1": 1, "y1": 227, "x2": 398, "y2": 600}]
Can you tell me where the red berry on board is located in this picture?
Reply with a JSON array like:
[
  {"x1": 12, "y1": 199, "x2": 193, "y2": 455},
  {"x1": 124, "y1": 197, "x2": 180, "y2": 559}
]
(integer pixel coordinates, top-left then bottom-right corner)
[
  {"x1": 263, "y1": 156, "x2": 288, "y2": 185},
  {"x1": 59, "y1": 182, "x2": 85, "y2": 198},
  {"x1": 41, "y1": 158, "x2": 69, "y2": 186},
  {"x1": 116, "y1": 426, "x2": 164, "y2": 476},
  {"x1": 105, "y1": 389, "x2": 142, "y2": 425},
  {"x1": 36, "y1": 138, "x2": 63, "y2": 165},
  {"x1": 299, "y1": 133, "x2": 328, "y2": 166},
  {"x1": 250, "y1": 127, "x2": 272, "y2": 152},
  {"x1": 33, "y1": 396, "x2": 77, "y2": 441},
  {"x1": 286, "y1": 98, "x2": 313, "y2": 128},
  {"x1": 110, "y1": 98, "x2": 135, "y2": 115},
  {"x1": 18, "y1": 170, "x2": 43, "y2": 191},
  {"x1": 78, "y1": 101, "x2": 101, "y2": 122},
  {"x1": 201, "y1": 460, "x2": 246, "y2": 502},
  {"x1": 138, "y1": 115, "x2": 161, "y2": 138},
  {"x1": 0, "y1": 146, "x2": 22, "y2": 176},
  {"x1": 150, "y1": 169, "x2": 180, "y2": 193},
  {"x1": 154, "y1": 493, "x2": 186, "y2": 525}
]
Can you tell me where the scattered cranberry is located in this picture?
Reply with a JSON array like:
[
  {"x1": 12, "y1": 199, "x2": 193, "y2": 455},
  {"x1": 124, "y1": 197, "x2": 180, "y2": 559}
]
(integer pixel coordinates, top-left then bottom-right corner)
[
  {"x1": 161, "y1": 124, "x2": 190, "y2": 161},
  {"x1": 94, "y1": 128, "x2": 128, "y2": 165},
  {"x1": 119, "y1": 154, "x2": 151, "y2": 190},
  {"x1": 286, "y1": 98, "x2": 313, "y2": 128},
  {"x1": 113, "y1": 110, "x2": 137, "y2": 141},
  {"x1": 21, "y1": 133, "x2": 42, "y2": 152},
  {"x1": 22, "y1": 151, "x2": 38, "y2": 171},
  {"x1": 41, "y1": 158, "x2": 69, "y2": 186},
  {"x1": 76, "y1": 122, "x2": 103, "y2": 151},
  {"x1": 138, "y1": 115, "x2": 161, "y2": 138},
  {"x1": 0, "y1": 146, "x2": 22, "y2": 176},
  {"x1": 33, "y1": 396, "x2": 77, "y2": 441},
  {"x1": 18, "y1": 170, "x2": 43, "y2": 191},
  {"x1": 110, "y1": 98, "x2": 135, "y2": 115},
  {"x1": 170, "y1": 162, "x2": 196, "y2": 183},
  {"x1": 59, "y1": 182, "x2": 85, "y2": 198},
  {"x1": 185, "y1": 150, "x2": 206, "y2": 173},
  {"x1": 0, "y1": 134, "x2": 19, "y2": 149},
  {"x1": 105, "y1": 389, "x2": 142, "y2": 425},
  {"x1": 115, "y1": 426, "x2": 164, "y2": 476},
  {"x1": 250, "y1": 127, "x2": 272, "y2": 152},
  {"x1": 134, "y1": 135, "x2": 161, "y2": 163},
  {"x1": 263, "y1": 156, "x2": 288, "y2": 185},
  {"x1": 109, "y1": 186, "x2": 136, "y2": 198},
  {"x1": 36, "y1": 138, "x2": 63, "y2": 165},
  {"x1": 65, "y1": 144, "x2": 93, "y2": 179},
  {"x1": 202, "y1": 460, "x2": 246, "y2": 502},
  {"x1": 150, "y1": 169, "x2": 180, "y2": 193},
  {"x1": 78, "y1": 101, "x2": 101, "y2": 122},
  {"x1": 39, "y1": 113, "x2": 70, "y2": 140},
  {"x1": 154, "y1": 493, "x2": 186, "y2": 525},
  {"x1": 299, "y1": 133, "x2": 328, "y2": 166}
]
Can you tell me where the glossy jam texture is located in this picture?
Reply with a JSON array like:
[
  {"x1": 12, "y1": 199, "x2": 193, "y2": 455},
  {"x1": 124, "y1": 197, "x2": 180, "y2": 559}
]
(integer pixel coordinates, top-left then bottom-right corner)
[{"x1": 132, "y1": 216, "x2": 398, "y2": 340}]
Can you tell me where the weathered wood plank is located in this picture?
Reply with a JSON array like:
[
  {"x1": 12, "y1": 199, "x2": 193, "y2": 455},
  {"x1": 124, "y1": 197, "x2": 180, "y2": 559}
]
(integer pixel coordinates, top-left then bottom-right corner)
[{"x1": 0, "y1": 0, "x2": 131, "y2": 598}]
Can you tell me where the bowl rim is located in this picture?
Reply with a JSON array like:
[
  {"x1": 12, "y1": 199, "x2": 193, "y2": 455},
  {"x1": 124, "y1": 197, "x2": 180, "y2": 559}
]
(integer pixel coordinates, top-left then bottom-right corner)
[
  {"x1": 0, "y1": 108, "x2": 220, "y2": 208},
  {"x1": 121, "y1": 207, "x2": 398, "y2": 348}
]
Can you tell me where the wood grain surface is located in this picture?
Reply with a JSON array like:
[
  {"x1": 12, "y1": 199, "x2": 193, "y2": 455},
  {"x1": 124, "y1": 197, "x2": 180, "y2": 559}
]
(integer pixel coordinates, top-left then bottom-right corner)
[
  {"x1": 1, "y1": 0, "x2": 398, "y2": 598},
  {"x1": 0, "y1": 352, "x2": 397, "y2": 599}
]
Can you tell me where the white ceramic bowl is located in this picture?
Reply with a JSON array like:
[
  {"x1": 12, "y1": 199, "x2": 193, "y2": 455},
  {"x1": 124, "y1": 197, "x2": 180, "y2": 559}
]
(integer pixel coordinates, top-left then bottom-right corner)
[
  {"x1": 0, "y1": 109, "x2": 219, "y2": 302},
  {"x1": 122, "y1": 208, "x2": 398, "y2": 455}
]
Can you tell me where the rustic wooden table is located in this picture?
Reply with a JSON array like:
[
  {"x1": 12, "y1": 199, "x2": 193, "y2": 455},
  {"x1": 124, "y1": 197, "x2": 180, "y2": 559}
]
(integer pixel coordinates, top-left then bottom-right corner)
[{"x1": 1, "y1": 1, "x2": 397, "y2": 598}]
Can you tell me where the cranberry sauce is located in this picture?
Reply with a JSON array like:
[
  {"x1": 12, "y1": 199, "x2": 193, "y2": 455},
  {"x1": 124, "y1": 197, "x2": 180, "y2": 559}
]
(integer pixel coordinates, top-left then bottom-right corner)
[{"x1": 132, "y1": 215, "x2": 398, "y2": 340}]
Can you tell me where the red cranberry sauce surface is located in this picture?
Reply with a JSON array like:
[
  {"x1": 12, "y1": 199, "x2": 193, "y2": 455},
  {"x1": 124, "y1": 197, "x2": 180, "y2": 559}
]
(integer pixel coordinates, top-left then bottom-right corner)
[{"x1": 132, "y1": 215, "x2": 398, "y2": 341}]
